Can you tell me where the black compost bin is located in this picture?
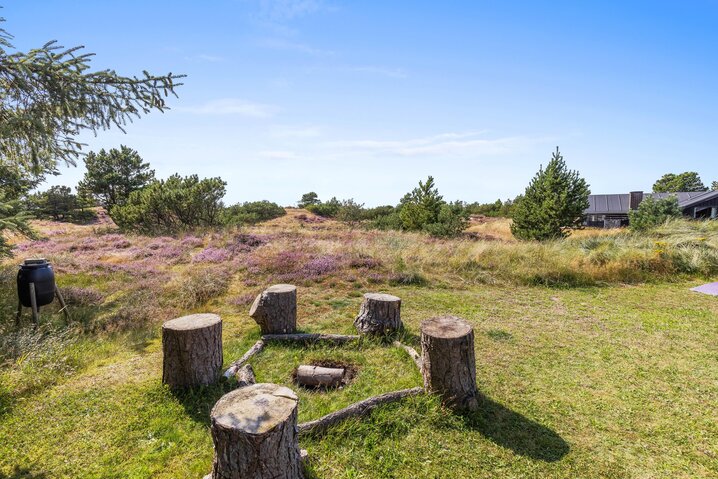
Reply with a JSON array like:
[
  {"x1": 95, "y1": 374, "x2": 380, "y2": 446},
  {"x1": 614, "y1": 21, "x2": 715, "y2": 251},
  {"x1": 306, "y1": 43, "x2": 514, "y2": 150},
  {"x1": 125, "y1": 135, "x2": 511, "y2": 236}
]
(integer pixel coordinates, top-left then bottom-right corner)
[{"x1": 17, "y1": 258, "x2": 56, "y2": 307}]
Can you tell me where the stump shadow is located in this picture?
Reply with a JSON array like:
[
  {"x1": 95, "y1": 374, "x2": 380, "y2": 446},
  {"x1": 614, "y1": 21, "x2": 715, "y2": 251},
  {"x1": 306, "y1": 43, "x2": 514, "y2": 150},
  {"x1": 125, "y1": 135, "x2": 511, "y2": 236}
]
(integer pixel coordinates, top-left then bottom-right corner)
[
  {"x1": 172, "y1": 381, "x2": 236, "y2": 426},
  {"x1": 460, "y1": 392, "x2": 569, "y2": 462},
  {"x1": 0, "y1": 466, "x2": 49, "y2": 479}
]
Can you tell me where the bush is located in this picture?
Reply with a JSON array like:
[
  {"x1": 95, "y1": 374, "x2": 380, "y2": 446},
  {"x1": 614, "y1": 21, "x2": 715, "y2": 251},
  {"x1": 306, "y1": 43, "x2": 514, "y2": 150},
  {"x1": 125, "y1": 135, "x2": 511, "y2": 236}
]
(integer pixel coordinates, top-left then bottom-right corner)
[
  {"x1": 223, "y1": 201, "x2": 285, "y2": 225},
  {"x1": 423, "y1": 202, "x2": 469, "y2": 238},
  {"x1": 511, "y1": 147, "x2": 590, "y2": 241},
  {"x1": 629, "y1": 196, "x2": 682, "y2": 232},
  {"x1": 336, "y1": 199, "x2": 365, "y2": 228},
  {"x1": 111, "y1": 174, "x2": 226, "y2": 235},
  {"x1": 307, "y1": 197, "x2": 341, "y2": 218},
  {"x1": 27, "y1": 185, "x2": 96, "y2": 223},
  {"x1": 396, "y1": 176, "x2": 468, "y2": 237}
]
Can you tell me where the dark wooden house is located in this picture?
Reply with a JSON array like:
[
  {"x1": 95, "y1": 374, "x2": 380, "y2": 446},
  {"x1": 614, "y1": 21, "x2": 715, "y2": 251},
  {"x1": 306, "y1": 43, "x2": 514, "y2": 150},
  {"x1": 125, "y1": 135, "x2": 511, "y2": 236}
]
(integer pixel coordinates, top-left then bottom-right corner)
[{"x1": 584, "y1": 190, "x2": 718, "y2": 228}]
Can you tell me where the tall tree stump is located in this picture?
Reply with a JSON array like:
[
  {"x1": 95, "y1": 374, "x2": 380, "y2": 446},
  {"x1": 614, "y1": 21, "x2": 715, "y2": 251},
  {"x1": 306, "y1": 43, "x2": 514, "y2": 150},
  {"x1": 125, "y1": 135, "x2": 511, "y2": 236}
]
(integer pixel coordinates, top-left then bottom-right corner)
[
  {"x1": 420, "y1": 315, "x2": 478, "y2": 411},
  {"x1": 250, "y1": 284, "x2": 297, "y2": 334},
  {"x1": 210, "y1": 383, "x2": 303, "y2": 479},
  {"x1": 353, "y1": 293, "x2": 402, "y2": 335},
  {"x1": 162, "y1": 313, "x2": 222, "y2": 389}
]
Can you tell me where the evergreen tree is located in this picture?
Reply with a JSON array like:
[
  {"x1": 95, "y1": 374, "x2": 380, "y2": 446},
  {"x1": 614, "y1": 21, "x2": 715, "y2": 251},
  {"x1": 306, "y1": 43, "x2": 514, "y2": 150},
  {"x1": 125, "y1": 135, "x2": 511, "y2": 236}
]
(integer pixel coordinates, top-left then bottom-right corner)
[
  {"x1": 628, "y1": 196, "x2": 681, "y2": 231},
  {"x1": 399, "y1": 176, "x2": 444, "y2": 230},
  {"x1": 711, "y1": 181, "x2": 718, "y2": 191},
  {"x1": 78, "y1": 146, "x2": 155, "y2": 210},
  {"x1": 511, "y1": 147, "x2": 590, "y2": 241},
  {"x1": 0, "y1": 15, "x2": 182, "y2": 255},
  {"x1": 652, "y1": 172, "x2": 707, "y2": 193},
  {"x1": 298, "y1": 192, "x2": 320, "y2": 207}
]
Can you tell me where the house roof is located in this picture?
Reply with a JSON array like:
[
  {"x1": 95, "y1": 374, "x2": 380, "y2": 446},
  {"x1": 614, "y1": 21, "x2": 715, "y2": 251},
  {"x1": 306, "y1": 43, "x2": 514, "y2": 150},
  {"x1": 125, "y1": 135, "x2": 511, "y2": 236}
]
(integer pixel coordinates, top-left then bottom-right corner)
[{"x1": 585, "y1": 191, "x2": 718, "y2": 215}]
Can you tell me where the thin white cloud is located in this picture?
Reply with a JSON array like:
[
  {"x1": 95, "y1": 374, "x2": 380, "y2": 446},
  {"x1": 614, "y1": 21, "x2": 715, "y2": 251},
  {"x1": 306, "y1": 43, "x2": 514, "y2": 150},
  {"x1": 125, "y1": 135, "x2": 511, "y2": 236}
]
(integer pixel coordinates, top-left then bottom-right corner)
[
  {"x1": 258, "y1": 150, "x2": 302, "y2": 160},
  {"x1": 257, "y1": 0, "x2": 324, "y2": 21},
  {"x1": 256, "y1": 37, "x2": 334, "y2": 56},
  {"x1": 326, "y1": 131, "x2": 546, "y2": 157},
  {"x1": 178, "y1": 99, "x2": 278, "y2": 118},
  {"x1": 270, "y1": 125, "x2": 323, "y2": 138}
]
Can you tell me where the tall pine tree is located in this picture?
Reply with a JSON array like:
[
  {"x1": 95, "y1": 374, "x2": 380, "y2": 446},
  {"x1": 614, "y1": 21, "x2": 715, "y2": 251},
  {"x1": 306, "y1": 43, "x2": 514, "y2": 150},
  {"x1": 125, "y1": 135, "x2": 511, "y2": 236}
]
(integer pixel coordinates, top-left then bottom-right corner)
[{"x1": 511, "y1": 147, "x2": 590, "y2": 241}]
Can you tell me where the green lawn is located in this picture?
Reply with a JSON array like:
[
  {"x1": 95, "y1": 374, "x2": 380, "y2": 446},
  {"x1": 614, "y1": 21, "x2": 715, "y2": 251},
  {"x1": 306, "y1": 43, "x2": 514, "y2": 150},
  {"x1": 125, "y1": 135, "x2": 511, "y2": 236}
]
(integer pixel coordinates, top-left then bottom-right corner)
[{"x1": 2, "y1": 280, "x2": 717, "y2": 478}]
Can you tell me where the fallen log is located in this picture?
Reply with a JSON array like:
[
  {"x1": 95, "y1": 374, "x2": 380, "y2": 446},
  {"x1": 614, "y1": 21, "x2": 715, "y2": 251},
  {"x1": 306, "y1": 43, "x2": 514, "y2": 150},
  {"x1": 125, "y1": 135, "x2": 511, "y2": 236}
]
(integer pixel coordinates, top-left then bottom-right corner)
[
  {"x1": 393, "y1": 340, "x2": 422, "y2": 373},
  {"x1": 235, "y1": 364, "x2": 256, "y2": 388},
  {"x1": 295, "y1": 365, "x2": 345, "y2": 388},
  {"x1": 223, "y1": 339, "x2": 265, "y2": 379},
  {"x1": 262, "y1": 333, "x2": 359, "y2": 344},
  {"x1": 298, "y1": 386, "x2": 424, "y2": 435}
]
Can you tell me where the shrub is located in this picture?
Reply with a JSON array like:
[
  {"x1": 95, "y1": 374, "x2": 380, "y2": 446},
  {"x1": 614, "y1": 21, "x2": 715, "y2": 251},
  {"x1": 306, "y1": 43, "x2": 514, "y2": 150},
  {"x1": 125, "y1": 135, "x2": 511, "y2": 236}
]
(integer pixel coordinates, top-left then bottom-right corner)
[
  {"x1": 111, "y1": 174, "x2": 226, "y2": 235},
  {"x1": 423, "y1": 202, "x2": 469, "y2": 238},
  {"x1": 307, "y1": 197, "x2": 341, "y2": 218},
  {"x1": 511, "y1": 147, "x2": 590, "y2": 241},
  {"x1": 629, "y1": 196, "x2": 682, "y2": 232},
  {"x1": 27, "y1": 185, "x2": 96, "y2": 223},
  {"x1": 336, "y1": 199, "x2": 365, "y2": 228},
  {"x1": 169, "y1": 265, "x2": 232, "y2": 309},
  {"x1": 396, "y1": 177, "x2": 468, "y2": 237},
  {"x1": 222, "y1": 200, "x2": 285, "y2": 225}
]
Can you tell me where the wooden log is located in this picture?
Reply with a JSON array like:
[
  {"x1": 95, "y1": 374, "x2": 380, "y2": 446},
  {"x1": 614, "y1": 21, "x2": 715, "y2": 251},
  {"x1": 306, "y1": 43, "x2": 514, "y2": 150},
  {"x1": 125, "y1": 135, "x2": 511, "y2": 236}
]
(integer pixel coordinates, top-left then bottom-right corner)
[
  {"x1": 162, "y1": 313, "x2": 222, "y2": 389},
  {"x1": 420, "y1": 315, "x2": 478, "y2": 411},
  {"x1": 393, "y1": 340, "x2": 422, "y2": 373},
  {"x1": 250, "y1": 284, "x2": 297, "y2": 334},
  {"x1": 353, "y1": 293, "x2": 402, "y2": 335},
  {"x1": 235, "y1": 364, "x2": 256, "y2": 388},
  {"x1": 296, "y1": 365, "x2": 345, "y2": 388},
  {"x1": 210, "y1": 383, "x2": 303, "y2": 479},
  {"x1": 262, "y1": 333, "x2": 359, "y2": 344},
  {"x1": 223, "y1": 339, "x2": 265, "y2": 379},
  {"x1": 298, "y1": 387, "x2": 424, "y2": 435}
]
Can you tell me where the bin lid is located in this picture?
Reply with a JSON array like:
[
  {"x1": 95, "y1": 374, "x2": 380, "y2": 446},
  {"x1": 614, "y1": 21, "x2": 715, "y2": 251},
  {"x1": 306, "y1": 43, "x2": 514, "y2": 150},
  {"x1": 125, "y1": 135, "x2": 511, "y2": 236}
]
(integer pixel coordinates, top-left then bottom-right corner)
[{"x1": 20, "y1": 258, "x2": 50, "y2": 269}]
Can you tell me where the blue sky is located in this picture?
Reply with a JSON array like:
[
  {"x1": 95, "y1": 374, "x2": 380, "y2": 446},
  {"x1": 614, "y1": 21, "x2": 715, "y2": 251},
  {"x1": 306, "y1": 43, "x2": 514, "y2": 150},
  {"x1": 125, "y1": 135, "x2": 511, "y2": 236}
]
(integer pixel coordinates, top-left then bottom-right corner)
[{"x1": 6, "y1": 1, "x2": 718, "y2": 206}]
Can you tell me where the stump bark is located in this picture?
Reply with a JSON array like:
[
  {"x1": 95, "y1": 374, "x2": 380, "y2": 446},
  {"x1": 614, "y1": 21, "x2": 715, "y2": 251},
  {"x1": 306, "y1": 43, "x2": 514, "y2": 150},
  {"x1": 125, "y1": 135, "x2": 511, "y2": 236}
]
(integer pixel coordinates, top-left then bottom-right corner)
[
  {"x1": 420, "y1": 315, "x2": 478, "y2": 411},
  {"x1": 250, "y1": 284, "x2": 297, "y2": 334},
  {"x1": 210, "y1": 383, "x2": 303, "y2": 479},
  {"x1": 162, "y1": 313, "x2": 222, "y2": 389},
  {"x1": 235, "y1": 364, "x2": 256, "y2": 388},
  {"x1": 295, "y1": 365, "x2": 345, "y2": 388},
  {"x1": 353, "y1": 293, "x2": 402, "y2": 335}
]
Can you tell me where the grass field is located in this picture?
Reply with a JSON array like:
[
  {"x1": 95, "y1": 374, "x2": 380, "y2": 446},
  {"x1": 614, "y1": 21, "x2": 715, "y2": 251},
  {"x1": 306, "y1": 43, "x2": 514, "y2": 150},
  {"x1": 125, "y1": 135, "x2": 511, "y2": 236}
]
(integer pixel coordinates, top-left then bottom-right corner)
[{"x1": 1, "y1": 210, "x2": 717, "y2": 478}]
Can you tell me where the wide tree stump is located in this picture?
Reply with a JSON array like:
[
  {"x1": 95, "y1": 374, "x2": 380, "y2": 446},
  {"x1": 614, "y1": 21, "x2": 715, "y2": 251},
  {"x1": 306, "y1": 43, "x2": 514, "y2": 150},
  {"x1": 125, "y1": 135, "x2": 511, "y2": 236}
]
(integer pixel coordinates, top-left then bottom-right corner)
[
  {"x1": 295, "y1": 365, "x2": 345, "y2": 388},
  {"x1": 210, "y1": 383, "x2": 303, "y2": 479},
  {"x1": 250, "y1": 284, "x2": 297, "y2": 334},
  {"x1": 353, "y1": 293, "x2": 402, "y2": 335},
  {"x1": 162, "y1": 313, "x2": 222, "y2": 389},
  {"x1": 420, "y1": 315, "x2": 478, "y2": 411}
]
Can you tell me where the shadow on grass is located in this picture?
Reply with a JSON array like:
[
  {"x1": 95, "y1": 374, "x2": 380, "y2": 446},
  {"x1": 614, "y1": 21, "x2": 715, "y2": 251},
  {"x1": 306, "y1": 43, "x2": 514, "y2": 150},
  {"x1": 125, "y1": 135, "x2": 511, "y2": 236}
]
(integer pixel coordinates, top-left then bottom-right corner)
[
  {"x1": 461, "y1": 392, "x2": 569, "y2": 462},
  {"x1": 172, "y1": 381, "x2": 236, "y2": 426},
  {"x1": 0, "y1": 466, "x2": 49, "y2": 479}
]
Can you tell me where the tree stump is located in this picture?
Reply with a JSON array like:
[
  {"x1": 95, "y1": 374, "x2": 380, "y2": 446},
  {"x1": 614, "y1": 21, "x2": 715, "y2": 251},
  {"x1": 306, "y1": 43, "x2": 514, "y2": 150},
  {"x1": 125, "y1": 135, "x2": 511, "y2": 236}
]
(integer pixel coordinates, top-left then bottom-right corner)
[
  {"x1": 353, "y1": 293, "x2": 402, "y2": 335},
  {"x1": 420, "y1": 315, "x2": 478, "y2": 411},
  {"x1": 162, "y1": 313, "x2": 222, "y2": 389},
  {"x1": 295, "y1": 365, "x2": 345, "y2": 388},
  {"x1": 210, "y1": 383, "x2": 303, "y2": 479},
  {"x1": 250, "y1": 284, "x2": 297, "y2": 334}
]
